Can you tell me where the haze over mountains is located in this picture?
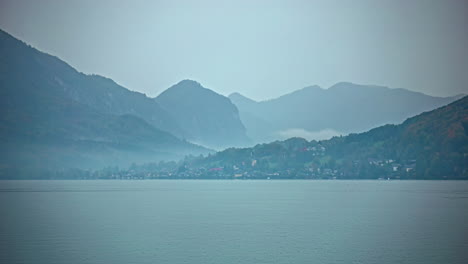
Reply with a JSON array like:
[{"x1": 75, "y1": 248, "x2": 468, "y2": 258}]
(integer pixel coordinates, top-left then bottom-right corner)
[
  {"x1": 0, "y1": 28, "x2": 464, "y2": 177},
  {"x1": 0, "y1": 29, "x2": 211, "y2": 174},
  {"x1": 229, "y1": 84, "x2": 463, "y2": 143},
  {"x1": 178, "y1": 95, "x2": 468, "y2": 180},
  {"x1": 155, "y1": 80, "x2": 250, "y2": 149}
]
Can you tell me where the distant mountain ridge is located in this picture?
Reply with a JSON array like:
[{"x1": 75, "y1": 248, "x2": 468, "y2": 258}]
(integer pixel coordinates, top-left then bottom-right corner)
[
  {"x1": 0, "y1": 29, "x2": 209, "y2": 176},
  {"x1": 155, "y1": 80, "x2": 250, "y2": 149},
  {"x1": 229, "y1": 82, "x2": 464, "y2": 143},
  {"x1": 1, "y1": 27, "x2": 466, "y2": 179},
  {"x1": 176, "y1": 95, "x2": 468, "y2": 179}
]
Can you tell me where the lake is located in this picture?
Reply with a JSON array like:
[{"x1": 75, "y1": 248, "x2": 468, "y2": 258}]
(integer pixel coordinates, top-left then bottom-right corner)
[{"x1": 0, "y1": 180, "x2": 467, "y2": 264}]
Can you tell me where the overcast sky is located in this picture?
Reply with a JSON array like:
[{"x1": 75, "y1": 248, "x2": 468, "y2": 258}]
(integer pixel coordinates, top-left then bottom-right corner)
[{"x1": 1, "y1": 0, "x2": 467, "y2": 100}]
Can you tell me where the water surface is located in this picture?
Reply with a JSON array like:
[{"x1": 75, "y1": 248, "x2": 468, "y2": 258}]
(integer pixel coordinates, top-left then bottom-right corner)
[{"x1": 1, "y1": 180, "x2": 467, "y2": 264}]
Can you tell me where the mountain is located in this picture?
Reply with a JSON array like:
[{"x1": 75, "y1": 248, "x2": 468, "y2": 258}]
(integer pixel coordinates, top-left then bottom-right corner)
[
  {"x1": 229, "y1": 83, "x2": 464, "y2": 144},
  {"x1": 155, "y1": 80, "x2": 250, "y2": 149},
  {"x1": 163, "y1": 95, "x2": 468, "y2": 179},
  {"x1": 0, "y1": 29, "x2": 209, "y2": 177},
  {"x1": 228, "y1": 92, "x2": 277, "y2": 143},
  {"x1": 0, "y1": 29, "x2": 188, "y2": 138}
]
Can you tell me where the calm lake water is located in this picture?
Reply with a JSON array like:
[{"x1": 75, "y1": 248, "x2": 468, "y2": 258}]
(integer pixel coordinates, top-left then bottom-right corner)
[{"x1": 0, "y1": 180, "x2": 467, "y2": 264}]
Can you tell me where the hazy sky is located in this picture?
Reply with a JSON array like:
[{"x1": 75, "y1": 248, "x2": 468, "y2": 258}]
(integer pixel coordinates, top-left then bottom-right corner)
[{"x1": 1, "y1": 0, "x2": 467, "y2": 100}]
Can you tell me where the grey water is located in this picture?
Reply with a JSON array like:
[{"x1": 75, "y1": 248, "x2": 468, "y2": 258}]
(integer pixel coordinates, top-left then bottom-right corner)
[{"x1": 0, "y1": 180, "x2": 467, "y2": 264}]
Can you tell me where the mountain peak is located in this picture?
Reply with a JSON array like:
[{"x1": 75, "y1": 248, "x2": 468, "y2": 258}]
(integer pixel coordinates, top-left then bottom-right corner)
[
  {"x1": 328, "y1": 82, "x2": 389, "y2": 92},
  {"x1": 229, "y1": 92, "x2": 257, "y2": 104},
  {"x1": 229, "y1": 92, "x2": 244, "y2": 98},
  {"x1": 328, "y1": 82, "x2": 363, "y2": 91},
  {"x1": 161, "y1": 79, "x2": 216, "y2": 96},
  {"x1": 330, "y1": 81, "x2": 355, "y2": 88},
  {"x1": 155, "y1": 80, "x2": 250, "y2": 149},
  {"x1": 296, "y1": 85, "x2": 323, "y2": 94},
  {"x1": 272, "y1": 85, "x2": 323, "y2": 101},
  {"x1": 302, "y1": 85, "x2": 322, "y2": 90},
  {"x1": 166, "y1": 79, "x2": 208, "y2": 92},
  {"x1": 175, "y1": 79, "x2": 202, "y2": 87}
]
